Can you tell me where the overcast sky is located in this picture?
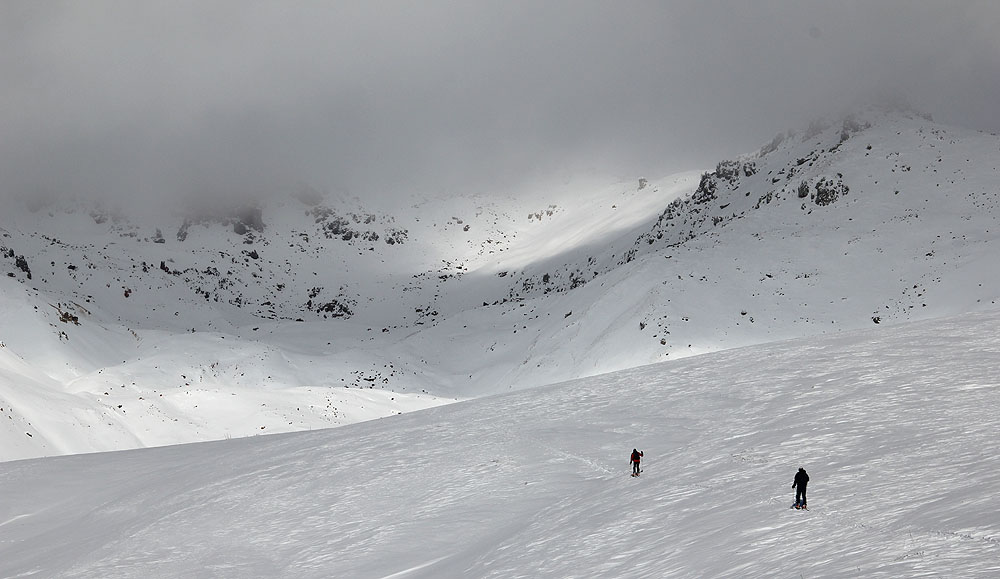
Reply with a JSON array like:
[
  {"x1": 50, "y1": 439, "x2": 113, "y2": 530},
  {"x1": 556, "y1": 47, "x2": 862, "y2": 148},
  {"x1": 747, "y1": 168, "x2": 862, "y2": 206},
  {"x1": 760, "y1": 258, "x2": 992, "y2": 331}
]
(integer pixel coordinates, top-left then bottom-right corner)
[{"x1": 2, "y1": 1, "x2": 998, "y2": 205}]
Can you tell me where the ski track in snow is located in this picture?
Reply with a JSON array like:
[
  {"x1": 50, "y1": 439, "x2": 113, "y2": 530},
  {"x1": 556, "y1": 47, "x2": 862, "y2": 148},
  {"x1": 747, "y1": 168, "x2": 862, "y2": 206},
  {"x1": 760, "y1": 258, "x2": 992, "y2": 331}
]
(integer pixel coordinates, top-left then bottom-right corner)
[{"x1": 1, "y1": 309, "x2": 999, "y2": 577}]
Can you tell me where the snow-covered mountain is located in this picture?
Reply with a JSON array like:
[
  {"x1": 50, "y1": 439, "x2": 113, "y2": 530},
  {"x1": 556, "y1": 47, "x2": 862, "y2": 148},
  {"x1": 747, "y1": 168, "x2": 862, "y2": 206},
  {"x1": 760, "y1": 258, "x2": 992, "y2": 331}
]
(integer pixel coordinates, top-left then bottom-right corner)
[
  {"x1": 2, "y1": 309, "x2": 998, "y2": 577},
  {"x1": 1, "y1": 105, "x2": 999, "y2": 460}
]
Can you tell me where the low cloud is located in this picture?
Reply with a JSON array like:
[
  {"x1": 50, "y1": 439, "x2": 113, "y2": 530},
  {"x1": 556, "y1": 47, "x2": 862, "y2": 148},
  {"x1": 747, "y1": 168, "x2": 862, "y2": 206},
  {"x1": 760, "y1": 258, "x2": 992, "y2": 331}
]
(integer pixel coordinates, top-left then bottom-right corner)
[{"x1": 1, "y1": 1, "x2": 997, "y2": 206}]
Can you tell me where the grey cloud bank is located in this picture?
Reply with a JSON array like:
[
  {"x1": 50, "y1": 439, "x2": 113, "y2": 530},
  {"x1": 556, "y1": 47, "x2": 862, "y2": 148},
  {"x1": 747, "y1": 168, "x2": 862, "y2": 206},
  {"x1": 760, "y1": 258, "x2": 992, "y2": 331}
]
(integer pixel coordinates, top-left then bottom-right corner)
[{"x1": 1, "y1": 1, "x2": 998, "y2": 205}]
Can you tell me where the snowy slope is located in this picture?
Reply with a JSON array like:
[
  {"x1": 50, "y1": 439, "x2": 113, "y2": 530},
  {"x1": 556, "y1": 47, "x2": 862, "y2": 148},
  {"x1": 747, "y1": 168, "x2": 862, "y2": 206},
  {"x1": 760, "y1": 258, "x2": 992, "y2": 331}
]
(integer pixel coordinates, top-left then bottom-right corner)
[
  {"x1": 398, "y1": 107, "x2": 1000, "y2": 392},
  {"x1": 0, "y1": 161, "x2": 697, "y2": 459},
  {"x1": 1, "y1": 309, "x2": 999, "y2": 578},
  {"x1": 2, "y1": 106, "x2": 999, "y2": 460}
]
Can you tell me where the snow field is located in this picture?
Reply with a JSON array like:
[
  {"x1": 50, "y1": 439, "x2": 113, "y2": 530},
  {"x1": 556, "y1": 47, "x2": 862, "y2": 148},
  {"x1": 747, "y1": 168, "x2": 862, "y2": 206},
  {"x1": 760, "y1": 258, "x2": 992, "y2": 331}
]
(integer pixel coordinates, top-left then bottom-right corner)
[
  {"x1": 0, "y1": 282, "x2": 447, "y2": 460},
  {"x1": 1, "y1": 309, "x2": 999, "y2": 577}
]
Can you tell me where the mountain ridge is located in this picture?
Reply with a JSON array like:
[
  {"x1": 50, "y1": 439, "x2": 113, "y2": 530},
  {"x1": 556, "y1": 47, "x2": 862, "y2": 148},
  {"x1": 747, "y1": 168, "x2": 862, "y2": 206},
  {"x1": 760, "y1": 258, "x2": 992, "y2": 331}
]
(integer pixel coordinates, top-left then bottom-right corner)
[{"x1": 1, "y1": 107, "x2": 998, "y2": 460}]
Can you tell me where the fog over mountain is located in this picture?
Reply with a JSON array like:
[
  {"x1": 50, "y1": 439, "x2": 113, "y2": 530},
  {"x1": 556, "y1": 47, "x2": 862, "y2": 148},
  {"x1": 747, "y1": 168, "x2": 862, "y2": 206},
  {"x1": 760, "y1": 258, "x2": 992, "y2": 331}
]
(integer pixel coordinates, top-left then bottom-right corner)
[
  {"x1": 2, "y1": 1, "x2": 998, "y2": 205},
  {"x1": 3, "y1": 7, "x2": 1000, "y2": 574},
  {"x1": 2, "y1": 102, "x2": 999, "y2": 460}
]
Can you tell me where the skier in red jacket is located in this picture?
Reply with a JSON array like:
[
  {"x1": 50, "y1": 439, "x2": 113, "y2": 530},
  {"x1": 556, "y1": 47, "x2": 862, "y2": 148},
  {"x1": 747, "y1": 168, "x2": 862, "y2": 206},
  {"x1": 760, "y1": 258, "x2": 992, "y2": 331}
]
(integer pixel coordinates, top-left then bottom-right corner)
[{"x1": 630, "y1": 449, "x2": 644, "y2": 476}]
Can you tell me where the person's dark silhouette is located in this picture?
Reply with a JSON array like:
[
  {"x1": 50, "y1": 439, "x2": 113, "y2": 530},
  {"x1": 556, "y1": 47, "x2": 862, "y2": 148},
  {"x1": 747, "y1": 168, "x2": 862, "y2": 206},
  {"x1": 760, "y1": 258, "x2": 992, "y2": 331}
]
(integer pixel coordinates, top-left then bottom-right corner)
[
  {"x1": 792, "y1": 468, "x2": 809, "y2": 508},
  {"x1": 630, "y1": 449, "x2": 643, "y2": 476}
]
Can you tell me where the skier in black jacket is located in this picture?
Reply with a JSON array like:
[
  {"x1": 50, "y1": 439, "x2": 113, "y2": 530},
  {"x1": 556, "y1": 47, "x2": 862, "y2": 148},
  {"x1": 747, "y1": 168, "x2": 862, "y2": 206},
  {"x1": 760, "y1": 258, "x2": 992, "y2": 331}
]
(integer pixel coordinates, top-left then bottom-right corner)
[{"x1": 792, "y1": 468, "x2": 809, "y2": 508}]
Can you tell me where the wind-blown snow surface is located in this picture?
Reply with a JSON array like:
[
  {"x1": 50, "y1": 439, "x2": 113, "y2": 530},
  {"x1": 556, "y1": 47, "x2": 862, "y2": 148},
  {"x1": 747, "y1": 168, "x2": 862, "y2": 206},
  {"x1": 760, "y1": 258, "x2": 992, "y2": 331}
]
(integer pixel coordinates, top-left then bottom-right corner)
[{"x1": 2, "y1": 310, "x2": 999, "y2": 578}]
